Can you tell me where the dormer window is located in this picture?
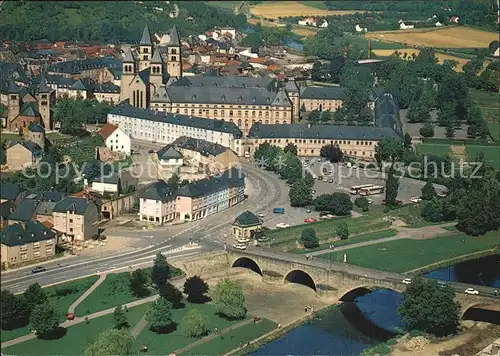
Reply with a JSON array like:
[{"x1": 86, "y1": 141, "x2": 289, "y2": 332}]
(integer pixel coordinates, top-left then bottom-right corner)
[
  {"x1": 238, "y1": 95, "x2": 243, "y2": 102},
  {"x1": 221, "y1": 95, "x2": 226, "y2": 102},
  {"x1": 266, "y1": 97, "x2": 270, "y2": 103},
  {"x1": 252, "y1": 97, "x2": 256, "y2": 103},
  {"x1": 192, "y1": 94, "x2": 197, "y2": 100}
]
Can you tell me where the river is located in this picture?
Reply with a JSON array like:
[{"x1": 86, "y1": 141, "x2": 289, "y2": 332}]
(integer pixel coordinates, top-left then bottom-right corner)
[{"x1": 252, "y1": 289, "x2": 405, "y2": 355}]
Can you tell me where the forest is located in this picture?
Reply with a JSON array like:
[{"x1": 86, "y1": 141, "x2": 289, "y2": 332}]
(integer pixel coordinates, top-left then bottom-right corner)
[{"x1": 0, "y1": 1, "x2": 247, "y2": 43}]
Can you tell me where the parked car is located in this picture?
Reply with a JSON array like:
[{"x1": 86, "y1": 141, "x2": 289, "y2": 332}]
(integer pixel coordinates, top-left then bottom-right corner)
[
  {"x1": 328, "y1": 179, "x2": 334, "y2": 183},
  {"x1": 304, "y1": 217, "x2": 317, "y2": 223},
  {"x1": 410, "y1": 197, "x2": 422, "y2": 203},
  {"x1": 257, "y1": 236, "x2": 270, "y2": 243},
  {"x1": 317, "y1": 158, "x2": 322, "y2": 162},
  {"x1": 306, "y1": 209, "x2": 312, "y2": 213},
  {"x1": 273, "y1": 207, "x2": 285, "y2": 214},
  {"x1": 312, "y1": 190, "x2": 316, "y2": 194},
  {"x1": 276, "y1": 223, "x2": 290, "y2": 228},
  {"x1": 465, "y1": 288, "x2": 479, "y2": 295},
  {"x1": 402, "y1": 278, "x2": 412, "y2": 285},
  {"x1": 31, "y1": 266, "x2": 46, "y2": 274},
  {"x1": 367, "y1": 198, "x2": 374, "y2": 205},
  {"x1": 233, "y1": 243, "x2": 247, "y2": 250},
  {"x1": 257, "y1": 212, "x2": 265, "y2": 218},
  {"x1": 317, "y1": 176, "x2": 323, "y2": 181}
]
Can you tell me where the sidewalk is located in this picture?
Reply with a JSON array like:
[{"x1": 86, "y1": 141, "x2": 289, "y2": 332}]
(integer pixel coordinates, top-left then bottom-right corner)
[
  {"x1": 309, "y1": 234, "x2": 402, "y2": 256},
  {"x1": 67, "y1": 274, "x2": 107, "y2": 313}
]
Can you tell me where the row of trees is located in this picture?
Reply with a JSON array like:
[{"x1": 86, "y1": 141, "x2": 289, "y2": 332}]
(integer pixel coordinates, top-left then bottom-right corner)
[{"x1": 53, "y1": 97, "x2": 113, "y2": 135}]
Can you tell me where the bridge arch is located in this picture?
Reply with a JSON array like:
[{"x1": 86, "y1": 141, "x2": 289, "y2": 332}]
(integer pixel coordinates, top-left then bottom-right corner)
[
  {"x1": 461, "y1": 302, "x2": 500, "y2": 324},
  {"x1": 231, "y1": 257, "x2": 263, "y2": 276},
  {"x1": 339, "y1": 285, "x2": 403, "y2": 302},
  {"x1": 284, "y1": 269, "x2": 317, "y2": 291}
]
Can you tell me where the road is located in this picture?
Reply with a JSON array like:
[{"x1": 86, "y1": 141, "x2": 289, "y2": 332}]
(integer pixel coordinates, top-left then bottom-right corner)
[{"x1": 0, "y1": 162, "x2": 292, "y2": 293}]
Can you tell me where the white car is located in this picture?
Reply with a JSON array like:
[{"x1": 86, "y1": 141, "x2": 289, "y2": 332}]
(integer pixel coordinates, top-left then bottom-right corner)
[
  {"x1": 367, "y1": 198, "x2": 374, "y2": 205},
  {"x1": 306, "y1": 209, "x2": 312, "y2": 213},
  {"x1": 402, "y1": 278, "x2": 412, "y2": 285},
  {"x1": 465, "y1": 288, "x2": 479, "y2": 295},
  {"x1": 257, "y1": 212, "x2": 265, "y2": 218},
  {"x1": 237, "y1": 237, "x2": 251, "y2": 244},
  {"x1": 233, "y1": 243, "x2": 247, "y2": 250},
  {"x1": 410, "y1": 197, "x2": 422, "y2": 203},
  {"x1": 276, "y1": 223, "x2": 290, "y2": 229}
]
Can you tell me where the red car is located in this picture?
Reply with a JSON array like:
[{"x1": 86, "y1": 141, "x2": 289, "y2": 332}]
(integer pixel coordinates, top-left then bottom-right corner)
[{"x1": 304, "y1": 217, "x2": 317, "y2": 223}]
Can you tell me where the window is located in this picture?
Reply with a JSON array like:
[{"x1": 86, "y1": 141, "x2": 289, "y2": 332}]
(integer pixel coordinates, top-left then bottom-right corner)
[
  {"x1": 46, "y1": 239, "x2": 53, "y2": 245},
  {"x1": 144, "y1": 47, "x2": 149, "y2": 54},
  {"x1": 20, "y1": 244, "x2": 27, "y2": 251},
  {"x1": 33, "y1": 242, "x2": 40, "y2": 248},
  {"x1": 21, "y1": 253, "x2": 28, "y2": 260},
  {"x1": 46, "y1": 248, "x2": 53, "y2": 255},
  {"x1": 171, "y1": 48, "x2": 177, "y2": 54},
  {"x1": 171, "y1": 56, "x2": 176, "y2": 61},
  {"x1": 69, "y1": 219, "x2": 73, "y2": 223},
  {"x1": 69, "y1": 228, "x2": 73, "y2": 233},
  {"x1": 33, "y1": 251, "x2": 40, "y2": 257}
]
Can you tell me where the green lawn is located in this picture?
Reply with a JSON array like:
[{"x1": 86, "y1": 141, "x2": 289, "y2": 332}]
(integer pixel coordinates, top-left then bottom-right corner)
[
  {"x1": 135, "y1": 303, "x2": 249, "y2": 355},
  {"x1": 0, "y1": 132, "x2": 22, "y2": 143},
  {"x1": 184, "y1": 318, "x2": 277, "y2": 355},
  {"x1": 205, "y1": 1, "x2": 241, "y2": 9},
  {"x1": 470, "y1": 89, "x2": 499, "y2": 108},
  {"x1": 3, "y1": 303, "x2": 149, "y2": 356},
  {"x1": 75, "y1": 267, "x2": 182, "y2": 315},
  {"x1": 0, "y1": 276, "x2": 99, "y2": 343},
  {"x1": 291, "y1": 229, "x2": 397, "y2": 254},
  {"x1": 466, "y1": 145, "x2": 500, "y2": 169},
  {"x1": 320, "y1": 230, "x2": 499, "y2": 273},
  {"x1": 470, "y1": 89, "x2": 499, "y2": 141},
  {"x1": 415, "y1": 143, "x2": 452, "y2": 157},
  {"x1": 483, "y1": 107, "x2": 500, "y2": 141}
]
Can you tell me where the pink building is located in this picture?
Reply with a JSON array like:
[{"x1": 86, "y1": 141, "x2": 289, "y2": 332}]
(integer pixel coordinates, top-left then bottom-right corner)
[{"x1": 139, "y1": 180, "x2": 177, "y2": 224}]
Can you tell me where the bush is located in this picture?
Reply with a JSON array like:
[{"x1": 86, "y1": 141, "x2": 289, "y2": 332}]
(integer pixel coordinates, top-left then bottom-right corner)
[
  {"x1": 181, "y1": 309, "x2": 209, "y2": 338},
  {"x1": 300, "y1": 228, "x2": 318, "y2": 248},
  {"x1": 354, "y1": 196, "x2": 369, "y2": 210},
  {"x1": 409, "y1": 329, "x2": 423, "y2": 337}
]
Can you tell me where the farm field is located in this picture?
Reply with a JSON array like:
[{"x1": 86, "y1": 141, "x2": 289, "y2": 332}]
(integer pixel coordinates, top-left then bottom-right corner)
[
  {"x1": 250, "y1": 1, "x2": 373, "y2": 18},
  {"x1": 372, "y1": 48, "x2": 489, "y2": 72},
  {"x1": 292, "y1": 25, "x2": 320, "y2": 37},
  {"x1": 320, "y1": 230, "x2": 499, "y2": 273},
  {"x1": 365, "y1": 26, "x2": 498, "y2": 48}
]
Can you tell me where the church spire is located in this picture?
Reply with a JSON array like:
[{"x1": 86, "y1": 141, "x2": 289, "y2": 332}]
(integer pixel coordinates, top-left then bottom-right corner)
[
  {"x1": 140, "y1": 24, "x2": 153, "y2": 45},
  {"x1": 168, "y1": 25, "x2": 180, "y2": 46}
]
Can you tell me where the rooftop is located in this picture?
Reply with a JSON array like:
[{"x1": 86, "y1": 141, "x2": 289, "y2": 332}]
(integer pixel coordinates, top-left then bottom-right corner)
[
  {"x1": 52, "y1": 197, "x2": 92, "y2": 215},
  {"x1": 140, "y1": 180, "x2": 175, "y2": 203},
  {"x1": 177, "y1": 167, "x2": 244, "y2": 198},
  {"x1": 234, "y1": 211, "x2": 261, "y2": 227},
  {"x1": 171, "y1": 136, "x2": 228, "y2": 157},
  {"x1": 0, "y1": 220, "x2": 55, "y2": 247}
]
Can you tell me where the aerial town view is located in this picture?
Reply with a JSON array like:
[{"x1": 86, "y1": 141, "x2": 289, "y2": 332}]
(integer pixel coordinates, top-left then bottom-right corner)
[{"x1": 0, "y1": 1, "x2": 499, "y2": 355}]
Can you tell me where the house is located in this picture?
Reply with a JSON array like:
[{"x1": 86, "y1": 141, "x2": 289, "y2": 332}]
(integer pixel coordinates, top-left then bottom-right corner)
[
  {"x1": 7, "y1": 193, "x2": 40, "y2": 225},
  {"x1": 355, "y1": 24, "x2": 368, "y2": 33},
  {"x1": 0, "y1": 201, "x2": 16, "y2": 229},
  {"x1": 139, "y1": 180, "x2": 177, "y2": 224},
  {"x1": 52, "y1": 197, "x2": 99, "y2": 242},
  {"x1": 319, "y1": 20, "x2": 329, "y2": 28},
  {"x1": 156, "y1": 145, "x2": 184, "y2": 168},
  {"x1": 176, "y1": 167, "x2": 245, "y2": 221},
  {"x1": 0, "y1": 183, "x2": 28, "y2": 206},
  {"x1": 298, "y1": 17, "x2": 317, "y2": 27},
  {"x1": 232, "y1": 211, "x2": 262, "y2": 239},
  {"x1": 0, "y1": 220, "x2": 56, "y2": 269},
  {"x1": 98, "y1": 123, "x2": 131, "y2": 155},
  {"x1": 6, "y1": 140, "x2": 43, "y2": 171},
  {"x1": 398, "y1": 20, "x2": 415, "y2": 30},
  {"x1": 170, "y1": 136, "x2": 239, "y2": 174}
]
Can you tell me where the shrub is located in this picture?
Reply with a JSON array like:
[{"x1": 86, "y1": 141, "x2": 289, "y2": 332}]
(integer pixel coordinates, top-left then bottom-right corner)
[{"x1": 300, "y1": 228, "x2": 318, "y2": 248}]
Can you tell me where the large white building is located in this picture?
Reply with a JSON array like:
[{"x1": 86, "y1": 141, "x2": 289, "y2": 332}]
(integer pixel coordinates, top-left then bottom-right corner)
[{"x1": 107, "y1": 105, "x2": 243, "y2": 154}]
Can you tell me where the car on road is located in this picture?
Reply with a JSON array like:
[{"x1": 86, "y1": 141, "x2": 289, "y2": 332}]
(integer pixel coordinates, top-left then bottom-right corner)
[
  {"x1": 31, "y1": 266, "x2": 46, "y2": 274},
  {"x1": 276, "y1": 223, "x2": 290, "y2": 228},
  {"x1": 257, "y1": 212, "x2": 265, "y2": 218},
  {"x1": 402, "y1": 278, "x2": 412, "y2": 285},
  {"x1": 317, "y1": 176, "x2": 323, "y2": 181},
  {"x1": 233, "y1": 243, "x2": 247, "y2": 250},
  {"x1": 304, "y1": 217, "x2": 317, "y2": 223},
  {"x1": 410, "y1": 197, "x2": 422, "y2": 203},
  {"x1": 148, "y1": 149, "x2": 154, "y2": 153},
  {"x1": 273, "y1": 207, "x2": 285, "y2": 214},
  {"x1": 328, "y1": 179, "x2": 334, "y2": 183},
  {"x1": 367, "y1": 198, "x2": 374, "y2": 205},
  {"x1": 317, "y1": 158, "x2": 322, "y2": 162},
  {"x1": 312, "y1": 190, "x2": 316, "y2": 194},
  {"x1": 465, "y1": 288, "x2": 479, "y2": 295},
  {"x1": 306, "y1": 209, "x2": 312, "y2": 213}
]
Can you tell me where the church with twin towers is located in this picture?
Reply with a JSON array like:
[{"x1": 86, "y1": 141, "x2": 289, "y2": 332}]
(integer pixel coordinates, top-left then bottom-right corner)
[{"x1": 120, "y1": 24, "x2": 182, "y2": 108}]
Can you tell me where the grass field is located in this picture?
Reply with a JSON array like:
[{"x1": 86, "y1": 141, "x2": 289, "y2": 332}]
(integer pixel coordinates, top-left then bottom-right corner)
[
  {"x1": 365, "y1": 26, "x2": 498, "y2": 48},
  {"x1": 185, "y1": 318, "x2": 277, "y2": 355},
  {"x1": 0, "y1": 276, "x2": 99, "y2": 343},
  {"x1": 470, "y1": 89, "x2": 500, "y2": 142},
  {"x1": 206, "y1": 1, "x2": 241, "y2": 9},
  {"x1": 372, "y1": 48, "x2": 489, "y2": 72},
  {"x1": 291, "y1": 229, "x2": 398, "y2": 254},
  {"x1": 250, "y1": 1, "x2": 374, "y2": 18},
  {"x1": 135, "y1": 303, "x2": 249, "y2": 355},
  {"x1": 467, "y1": 145, "x2": 500, "y2": 169},
  {"x1": 3, "y1": 303, "x2": 150, "y2": 356},
  {"x1": 320, "y1": 230, "x2": 499, "y2": 273},
  {"x1": 415, "y1": 143, "x2": 452, "y2": 157},
  {"x1": 292, "y1": 25, "x2": 320, "y2": 37}
]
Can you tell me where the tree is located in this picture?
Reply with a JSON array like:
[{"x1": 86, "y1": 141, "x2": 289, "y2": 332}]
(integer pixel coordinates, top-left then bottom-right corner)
[
  {"x1": 128, "y1": 269, "x2": 149, "y2": 297},
  {"x1": 181, "y1": 308, "x2": 209, "y2": 338},
  {"x1": 23, "y1": 283, "x2": 47, "y2": 312},
  {"x1": 320, "y1": 144, "x2": 343, "y2": 163},
  {"x1": 146, "y1": 297, "x2": 173, "y2": 333},
  {"x1": 421, "y1": 180, "x2": 436, "y2": 201},
  {"x1": 213, "y1": 279, "x2": 246, "y2": 320},
  {"x1": 445, "y1": 124, "x2": 455, "y2": 139},
  {"x1": 488, "y1": 40, "x2": 499, "y2": 54},
  {"x1": 398, "y1": 277, "x2": 460, "y2": 337},
  {"x1": 289, "y1": 180, "x2": 313, "y2": 207},
  {"x1": 1, "y1": 289, "x2": 29, "y2": 330},
  {"x1": 354, "y1": 196, "x2": 369, "y2": 211},
  {"x1": 385, "y1": 169, "x2": 399, "y2": 206},
  {"x1": 420, "y1": 198, "x2": 443, "y2": 222},
  {"x1": 374, "y1": 137, "x2": 405, "y2": 170},
  {"x1": 336, "y1": 222, "x2": 349, "y2": 240},
  {"x1": 403, "y1": 133, "x2": 412, "y2": 150},
  {"x1": 167, "y1": 173, "x2": 181, "y2": 191},
  {"x1": 183, "y1": 276, "x2": 209, "y2": 303},
  {"x1": 300, "y1": 228, "x2": 319, "y2": 248},
  {"x1": 315, "y1": 193, "x2": 353, "y2": 215},
  {"x1": 30, "y1": 302, "x2": 60, "y2": 339},
  {"x1": 85, "y1": 329, "x2": 134, "y2": 356},
  {"x1": 151, "y1": 253, "x2": 170, "y2": 288},
  {"x1": 113, "y1": 305, "x2": 129, "y2": 330},
  {"x1": 419, "y1": 121, "x2": 435, "y2": 138},
  {"x1": 283, "y1": 143, "x2": 297, "y2": 156},
  {"x1": 159, "y1": 282, "x2": 183, "y2": 308}
]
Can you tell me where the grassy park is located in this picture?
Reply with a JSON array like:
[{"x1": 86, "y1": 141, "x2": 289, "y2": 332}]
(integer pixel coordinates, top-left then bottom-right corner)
[
  {"x1": 320, "y1": 230, "x2": 499, "y2": 273},
  {"x1": 0, "y1": 276, "x2": 99, "y2": 343},
  {"x1": 3, "y1": 303, "x2": 150, "y2": 355}
]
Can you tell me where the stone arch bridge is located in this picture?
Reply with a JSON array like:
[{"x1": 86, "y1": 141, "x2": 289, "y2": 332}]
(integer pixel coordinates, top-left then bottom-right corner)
[{"x1": 228, "y1": 248, "x2": 499, "y2": 317}]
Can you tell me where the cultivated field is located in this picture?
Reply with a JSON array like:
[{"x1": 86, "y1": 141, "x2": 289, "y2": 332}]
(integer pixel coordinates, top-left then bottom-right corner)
[
  {"x1": 365, "y1": 26, "x2": 498, "y2": 48},
  {"x1": 292, "y1": 25, "x2": 320, "y2": 37},
  {"x1": 250, "y1": 1, "x2": 371, "y2": 18},
  {"x1": 372, "y1": 48, "x2": 490, "y2": 72}
]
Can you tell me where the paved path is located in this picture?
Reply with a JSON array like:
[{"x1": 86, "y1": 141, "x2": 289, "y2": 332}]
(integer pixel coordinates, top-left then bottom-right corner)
[
  {"x1": 67, "y1": 274, "x2": 107, "y2": 313},
  {"x1": 175, "y1": 319, "x2": 254, "y2": 355},
  {"x1": 130, "y1": 315, "x2": 148, "y2": 338},
  {"x1": 308, "y1": 223, "x2": 458, "y2": 257}
]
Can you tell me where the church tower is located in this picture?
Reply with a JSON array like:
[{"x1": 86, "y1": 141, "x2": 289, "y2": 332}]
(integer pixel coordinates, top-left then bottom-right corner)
[
  {"x1": 139, "y1": 25, "x2": 153, "y2": 72},
  {"x1": 150, "y1": 49, "x2": 164, "y2": 90},
  {"x1": 36, "y1": 75, "x2": 54, "y2": 130},
  {"x1": 166, "y1": 25, "x2": 182, "y2": 77},
  {"x1": 120, "y1": 49, "x2": 136, "y2": 103},
  {"x1": 7, "y1": 82, "x2": 20, "y2": 131}
]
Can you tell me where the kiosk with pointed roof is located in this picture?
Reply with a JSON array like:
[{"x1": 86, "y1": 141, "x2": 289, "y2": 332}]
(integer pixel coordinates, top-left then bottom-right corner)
[{"x1": 232, "y1": 211, "x2": 262, "y2": 239}]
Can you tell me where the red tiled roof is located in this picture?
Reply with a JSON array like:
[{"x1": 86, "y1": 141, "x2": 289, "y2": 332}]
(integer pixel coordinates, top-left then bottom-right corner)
[
  {"x1": 248, "y1": 57, "x2": 269, "y2": 64},
  {"x1": 98, "y1": 123, "x2": 119, "y2": 140},
  {"x1": 41, "y1": 221, "x2": 54, "y2": 229}
]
